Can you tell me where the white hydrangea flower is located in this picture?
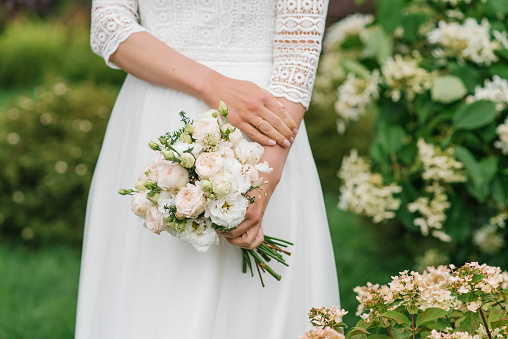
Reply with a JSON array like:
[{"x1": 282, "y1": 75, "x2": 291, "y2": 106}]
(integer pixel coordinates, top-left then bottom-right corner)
[
  {"x1": 467, "y1": 76, "x2": 508, "y2": 111},
  {"x1": 417, "y1": 139, "x2": 467, "y2": 183},
  {"x1": 323, "y1": 13, "x2": 374, "y2": 52},
  {"x1": 473, "y1": 224, "x2": 505, "y2": 254},
  {"x1": 494, "y1": 117, "x2": 508, "y2": 155},
  {"x1": 335, "y1": 71, "x2": 380, "y2": 133},
  {"x1": 427, "y1": 18, "x2": 500, "y2": 66},
  {"x1": 381, "y1": 53, "x2": 435, "y2": 102},
  {"x1": 408, "y1": 182, "x2": 451, "y2": 238},
  {"x1": 338, "y1": 150, "x2": 402, "y2": 223}
]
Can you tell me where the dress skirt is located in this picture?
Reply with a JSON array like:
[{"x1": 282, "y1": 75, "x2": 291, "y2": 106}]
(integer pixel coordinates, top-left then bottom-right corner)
[{"x1": 75, "y1": 61, "x2": 340, "y2": 339}]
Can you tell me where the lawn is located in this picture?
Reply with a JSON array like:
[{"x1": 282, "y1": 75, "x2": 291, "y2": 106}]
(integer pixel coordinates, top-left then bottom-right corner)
[{"x1": 0, "y1": 194, "x2": 409, "y2": 337}]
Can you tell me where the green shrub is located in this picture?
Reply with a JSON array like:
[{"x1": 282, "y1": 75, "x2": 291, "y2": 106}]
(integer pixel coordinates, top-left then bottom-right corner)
[{"x1": 0, "y1": 80, "x2": 118, "y2": 245}]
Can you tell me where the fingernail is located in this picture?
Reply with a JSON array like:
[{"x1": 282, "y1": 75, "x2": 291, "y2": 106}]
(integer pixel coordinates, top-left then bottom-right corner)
[
  {"x1": 283, "y1": 139, "x2": 290, "y2": 147},
  {"x1": 292, "y1": 128, "x2": 298, "y2": 135},
  {"x1": 268, "y1": 139, "x2": 276, "y2": 146},
  {"x1": 289, "y1": 137, "x2": 295, "y2": 143}
]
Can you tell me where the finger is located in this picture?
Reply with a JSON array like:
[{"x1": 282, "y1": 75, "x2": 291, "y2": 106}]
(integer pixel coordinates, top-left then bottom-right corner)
[
  {"x1": 227, "y1": 225, "x2": 263, "y2": 250},
  {"x1": 264, "y1": 97, "x2": 298, "y2": 135},
  {"x1": 253, "y1": 114, "x2": 291, "y2": 148},
  {"x1": 237, "y1": 122, "x2": 277, "y2": 147}
]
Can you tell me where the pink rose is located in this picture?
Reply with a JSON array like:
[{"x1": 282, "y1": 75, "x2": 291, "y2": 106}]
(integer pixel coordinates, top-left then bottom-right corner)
[
  {"x1": 175, "y1": 184, "x2": 206, "y2": 218},
  {"x1": 221, "y1": 123, "x2": 243, "y2": 146},
  {"x1": 234, "y1": 139, "x2": 264, "y2": 164},
  {"x1": 195, "y1": 152, "x2": 223, "y2": 178},
  {"x1": 145, "y1": 205, "x2": 165, "y2": 234},
  {"x1": 192, "y1": 117, "x2": 221, "y2": 141},
  {"x1": 242, "y1": 164, "x2": 259, "y2": 183},
  {"x1": 131, "y1": 192, "x2": 152, "y2": 217},
  {"x1": 157, "y1": 163, "x2": 190, "y2": 190}
]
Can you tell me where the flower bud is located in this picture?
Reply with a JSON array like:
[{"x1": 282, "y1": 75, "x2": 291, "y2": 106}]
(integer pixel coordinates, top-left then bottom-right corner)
[
  {"x1": 148, "y1": 141, "x2": 160, "y2": 151},
  {"x1": 146, "y1": 192, "x2": 160, "y2": 205},
  {"x1": 180, "y1": 153, "x2": 196, "y2": 168},
  {"x1": 212, "y1": 111, "x2": 218, "y2": 118},
  {"x1": 135, "y1": 180, "x2": 147, "y2": 192},
  {"x1": 200, "y1": 179, "x2": 213, "y2": 192},
  {"x1": 118, "y1": 189, "x2": 128, "y2": 195},
  {"x1": 161, "y1": 150, "x2": 175, "y2": 161},
  {"x1": 218, "y1": 101, "x2": 228, "y2": 117},
  {"x1": 174, "y1": 220, "x2": 186, "y2": 232},
  {"x1": 179, "y1": 133, "x2": 192, "y2": 144},
  {"x1": 158, "y1": 137, "x2": 169, "y2": 146},
  {"x1": 183, "y1": 124, "x2": 194, "y2": 134},
  {"x1": 208, "y1": 193, "x2": 216, "y2": 200}
]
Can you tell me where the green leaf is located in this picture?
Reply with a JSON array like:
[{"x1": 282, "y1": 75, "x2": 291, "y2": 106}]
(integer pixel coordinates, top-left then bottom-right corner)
[
  {"x1": 444, "y1": 195, "x2": 472, "y2": 243},
  {"x1": 381, "y1": 311, "x2": 410, "y2": 327},
  {"x1": 377, "y1": 123, "x2": 405, "y2": 155},
  {"x1": 341, "y1": 59, "x2": 371, "y2": 79},
  {"x1": 490, "y1": 65, "x2": 508, "y2": 80},
  {"x1": 416, "y1": 92, "x2": 440, "y2": 124},
  {"x1": 376, "y1": 0, "x2": 404, "y2": 34},
  {"x1": 416, "y1": 308, "x2": 450, "y2": 327},
  {"x1": 448, "y1": 63, "x2": 481, "y2": 92},
  {"x1": 401, "y1": 13, "x2": 429, "y2": 43},
  {"x1": 348, "y1": 327, "x2": 370, "y2": 336},
  {"x1": 454, "y1": 146, "x2": 483, "y2": 189},
  {"x1": 479, "y1": 156, "x2": 499, "y2": 184},
  {"x1": 431, "y1": 75, "x2": 467, "y2": 104},
  {"x1": 452, "y1": 100, "x2": 498, "y2": 130},
  {"x1": 459, "y1": 312, "x2": 480, "y2": 333},
  {"x1": 361, "y1": 29, "x2": 393, "y2": 66},
  {"x1": 477, "y1": 123, "x2": 498, "y2": 143},
  {"x1": 484, "y1": 0, "x2": 508, "y2": 17},
  {"x1": 471, "y1": 274, "x2": 486, "y2": 284},
  {"x1": 367, "y1": 335, "x2": 392, "y2": 339},
  {"x1": 491, "y1": 173, "x2": 508, "y2": 205},
  {"x1": 397, "y1": 181, "x2": 419, "y2": 231}
]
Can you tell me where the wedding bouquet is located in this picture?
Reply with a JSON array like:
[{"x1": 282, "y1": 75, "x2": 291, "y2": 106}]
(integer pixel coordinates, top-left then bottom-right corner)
[{"x1": 119, "y1": 101, "x2": 292, "y2": 286}]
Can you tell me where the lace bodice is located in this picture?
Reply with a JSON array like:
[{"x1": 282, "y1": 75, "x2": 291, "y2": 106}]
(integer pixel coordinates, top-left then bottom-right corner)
[{"x1": 91, "y1": 0, "x2": 328, "y2": 108}]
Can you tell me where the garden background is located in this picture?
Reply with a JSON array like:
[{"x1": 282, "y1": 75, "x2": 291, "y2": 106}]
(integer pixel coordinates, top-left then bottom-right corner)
[{"x1": 1, "y1": 0, "x2": 506, "y2": 338}]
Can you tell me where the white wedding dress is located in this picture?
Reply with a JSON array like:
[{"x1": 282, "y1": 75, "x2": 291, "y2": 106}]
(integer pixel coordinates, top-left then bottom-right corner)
[{"x1": 75, "y1": 1, "x2": 339, "y2": 338}]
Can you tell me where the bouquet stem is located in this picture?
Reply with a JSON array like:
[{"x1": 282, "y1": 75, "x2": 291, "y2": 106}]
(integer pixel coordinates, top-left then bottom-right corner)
[{"x1": 241, "y1": 236, "x2": 293, "y2": 287}]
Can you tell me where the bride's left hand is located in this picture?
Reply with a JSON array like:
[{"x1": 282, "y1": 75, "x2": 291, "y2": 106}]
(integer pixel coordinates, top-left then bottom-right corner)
[{"x1": 219, "y1": 98, "x2": 306, "y2": 250}]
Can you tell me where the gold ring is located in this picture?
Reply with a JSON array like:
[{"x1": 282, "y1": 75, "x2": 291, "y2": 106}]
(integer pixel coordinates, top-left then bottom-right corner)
[{"x1": 256, "y1": 119, "x2": 266, "y2": 129}]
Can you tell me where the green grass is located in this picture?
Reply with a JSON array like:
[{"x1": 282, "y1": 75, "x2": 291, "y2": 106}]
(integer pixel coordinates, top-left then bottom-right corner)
[{"x1": 0, "y1": 243, "x2": 80, "y2": 339}]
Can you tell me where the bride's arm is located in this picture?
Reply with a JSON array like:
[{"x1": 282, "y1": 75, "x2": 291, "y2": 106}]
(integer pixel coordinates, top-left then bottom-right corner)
[
  {"x1": 90, "y1": 0, "x2": 297, "y2": 147},
  {"x1": 223, "y1": 0, "x2": 329, "y2": 249}
]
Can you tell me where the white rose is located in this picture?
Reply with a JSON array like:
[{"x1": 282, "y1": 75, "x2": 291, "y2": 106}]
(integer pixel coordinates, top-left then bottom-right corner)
[
  {"x1": 179, "y1": 218, "x2": 219, "y2": 252},
  {"x1": 152, "y1": 152, "x2": 170, "y2": 168},
  {"x1": 255, "y1": 161, "x2": 272, "y2": 174},
  {"x1": 221, "y1": 123, "x2": 243, "y2": 146},
  {"x1": 192, "y1": 116, "x2": 221, "y2": 141},
  {"x1": 242, "y1": 164, "x2": 259, "y2": 183},
  {"x1": 175, "y1": 184, "x2": 206, "y2": 218},
  {"x1": 157, "y1": 163, "x2": 190, "y2": 190},
  {"x1": 145, "y1": 205, "x2": 166, "y2": 234},
  {"x1": 216, "y1": 140, "x2": 235, "y2": 158},
  {"x1": 211, "y1": 175, "x2": 232, "y2": 197},
  {"x1": 131, "y1": 192, "x2": 152, "y2": 217},
  {"x1": 205, "y1": 194, "x2": 249, "y2": 229},
  {"x1": 223, "y1": 158, "x2": 251, "y2": 194},
  {"x1": 234, "y1": 139, "x2": 264, "y2": 164},
  {"x1": 195, "y1": 152, "x2": 223, "y2": 178}
]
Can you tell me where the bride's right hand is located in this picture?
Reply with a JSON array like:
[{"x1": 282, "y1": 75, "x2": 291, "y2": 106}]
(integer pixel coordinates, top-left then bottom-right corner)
[{"x1": 201, "y1": 76, "x2": 298, "y2": 148}]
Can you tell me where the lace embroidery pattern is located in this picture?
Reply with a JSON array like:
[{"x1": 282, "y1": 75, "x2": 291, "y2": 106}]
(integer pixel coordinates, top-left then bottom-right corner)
[
  {"x1": 268, "y1": 0, "x2": 328, "y2": 108},
  {"x1": 90, "y1": 0, "x2": 328, "y2": 107}
]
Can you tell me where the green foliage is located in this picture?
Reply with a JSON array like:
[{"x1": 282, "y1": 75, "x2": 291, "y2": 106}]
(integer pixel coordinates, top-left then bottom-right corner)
[
  {"x1": 0, "y1": 17, "x2": 125, "y2": 90},
  {"x1": 315, "y1": 0, "x2": 508, "y2": 266},
  {"x1": 0, "y1": 80, "x2": 118, "y2": 245}
]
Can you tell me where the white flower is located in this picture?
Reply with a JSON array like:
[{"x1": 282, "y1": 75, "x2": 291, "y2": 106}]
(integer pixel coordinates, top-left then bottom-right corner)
[
  {"x1": 179, "y1": 218, "x2": 219, "y2": 252},
  {"x1": 192, "y1": 116, "x2": 221, "y2": 141},
  {"x1": 254, "y1": 161, "x2": 272, "y2": 174},
  {"x1": 215, "y1": 140, "x2": 235, "y2": 158},
  {"x1": 416, "y1": 139, "x2": 467, "y2": 183},
  {"x1": 467, "y1": 76, "x2": 508, "y2": 111},
  {"x1": 324, "y1": 13, "x2": 374, "y2": 52},
  {"x1": 335, "y1": 71, "x2": 380, "y2": 134},
  {"x1": 211, "y1": 175, "x2": 232, "y2": 197},
  {"x1": 157, "y1": 163, "x2": 190, "y2": 190},
  {"x1": 205, "y1": 194, "x2": 249, "y2": 229},
  {"x1": 338, "y1": 150, "x2": 402, "y2": 223},
  {"x1": 494, "y1": 117, "x2": 508, "y2": 155},
  {"x1": 157, "y1": 191, "x2": 176, "y2": 218},
  {"x1": 234, "y1": 139, "x2": 264, "y2": 164},
  {"x1": 381, "y1": 54, "x2": 434, "y2": 102},
  {"x1": 221, "y1": 123, "x2": 243, "y2": 146},
  {"x1": 427, "y1": 18, "x2": 500, "y2": 66},
  {"x1": 175, "y1": 184, "x2": 206, "y2": 218},
  {"x1": 145, "y1": 205, "x2": 166, "y2": 234},
  {"x1": 130, "y1": 192, "x2": 152, "y2": 217},
  {"x1": 222, "y1": 158, "x2": 252, "y2": 194},
  {"x1": 473, "y1": 224, "x2": 505, "y2": 254},
  {"x1": 195, "y1": 152, "x2": 223, "y2": 178}
]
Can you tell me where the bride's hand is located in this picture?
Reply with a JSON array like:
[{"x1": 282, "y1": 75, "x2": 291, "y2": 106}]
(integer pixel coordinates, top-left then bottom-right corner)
[{"x1": 202, "y1": 76, "x2": 298, "y2": 148}]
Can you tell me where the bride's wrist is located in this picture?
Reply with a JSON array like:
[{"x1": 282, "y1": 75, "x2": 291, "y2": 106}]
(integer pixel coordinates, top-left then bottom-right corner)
[{"x1": 195, "y1": 69, "x2": 228, "y2": 107}]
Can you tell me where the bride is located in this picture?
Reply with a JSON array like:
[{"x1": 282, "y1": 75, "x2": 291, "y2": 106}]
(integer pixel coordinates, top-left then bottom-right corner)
[{"x1": 75, "y1": 1, "x2": 339, "y2": 338}]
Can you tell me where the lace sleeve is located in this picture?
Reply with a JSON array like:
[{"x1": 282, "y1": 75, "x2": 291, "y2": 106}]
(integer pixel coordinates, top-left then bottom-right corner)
[
  {"x1": 268, "y1": 0, "x2": 329, "y2": 109},
  {"x1": 90, "y1": 0, "x2": 147, "y2": 69}
]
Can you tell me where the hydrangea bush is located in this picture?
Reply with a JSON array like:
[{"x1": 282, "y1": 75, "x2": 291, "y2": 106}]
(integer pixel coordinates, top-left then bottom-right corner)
[
  {"x1": 301, "y1": 262, "x2": 508, "y2": 339},
  {"x1": 314, "y1": 0, "x2": 508, "y2": 264}
]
